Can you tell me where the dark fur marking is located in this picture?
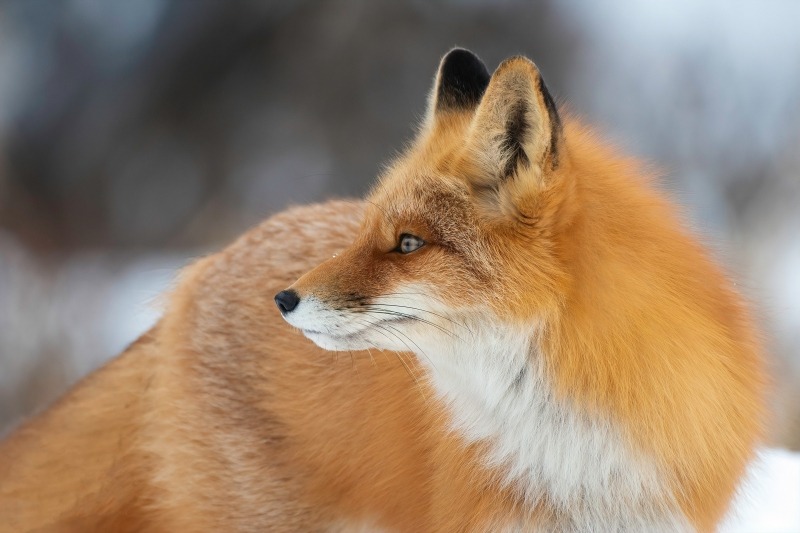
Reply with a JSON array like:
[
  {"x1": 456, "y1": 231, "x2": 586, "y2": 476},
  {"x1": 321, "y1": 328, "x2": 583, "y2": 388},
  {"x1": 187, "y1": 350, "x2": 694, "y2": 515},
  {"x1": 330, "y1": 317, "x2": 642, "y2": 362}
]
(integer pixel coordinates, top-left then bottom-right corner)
[
  {"x1": 537, "y1": 74, "x2": 562, "y2": 169},
  {"x1": 436, "y1": 49, "x2": 490, "y2": 112},
  {"x1": 499, "y1": 101, "x2": 530, "y2": 179},
  {"x1": 511, "y1": 364, "x2": 528, "y2": 392},
  {"x1": 341, "y1": 292, "x2": 368, "y2": 309}
]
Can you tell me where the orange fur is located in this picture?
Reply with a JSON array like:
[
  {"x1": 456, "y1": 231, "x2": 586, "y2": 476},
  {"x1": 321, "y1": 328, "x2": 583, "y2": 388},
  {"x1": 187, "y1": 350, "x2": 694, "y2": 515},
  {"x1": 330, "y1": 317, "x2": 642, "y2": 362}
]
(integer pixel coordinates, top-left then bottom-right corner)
[{"x1": 0, "y1": 50, "x2": 766, "y2": 531}]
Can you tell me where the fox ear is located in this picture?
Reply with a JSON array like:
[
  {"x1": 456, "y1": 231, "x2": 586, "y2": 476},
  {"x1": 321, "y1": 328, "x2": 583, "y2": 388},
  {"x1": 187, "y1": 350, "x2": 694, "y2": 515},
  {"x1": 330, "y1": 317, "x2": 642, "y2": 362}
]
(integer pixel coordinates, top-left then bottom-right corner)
[
  {"x1": 427, "y1": 48, "x2": 490, "y2": 119},
  {"x1": 466, "y1": 56, "x2": 562, "y2": 185}
]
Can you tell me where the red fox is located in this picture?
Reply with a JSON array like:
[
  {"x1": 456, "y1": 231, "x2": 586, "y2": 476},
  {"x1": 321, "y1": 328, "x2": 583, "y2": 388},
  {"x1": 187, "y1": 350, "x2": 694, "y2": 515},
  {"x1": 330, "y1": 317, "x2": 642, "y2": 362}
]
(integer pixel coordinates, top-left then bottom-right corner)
[{"x1": 0, "y1": 49, "x2": 766, "y2": 532}]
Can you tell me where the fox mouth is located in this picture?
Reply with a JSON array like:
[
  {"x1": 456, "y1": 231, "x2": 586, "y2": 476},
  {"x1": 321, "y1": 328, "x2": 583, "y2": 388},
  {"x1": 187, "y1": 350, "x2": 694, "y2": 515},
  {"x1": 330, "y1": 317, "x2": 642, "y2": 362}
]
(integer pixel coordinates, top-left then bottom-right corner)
[
  {"x1": 302, "y1": 329, "x2": 362, "y2": 343},
  {"x1": 297, "y1": 315, "x2": 415, "y2": 352},
  {"x1": 301, "y1": 316, "x2": 410, "y2": 339},
  {"x1": 301, "y1": 328, "x2": 360, "y2": 339},
  {"x1": 297, "y1": 326, "x2": 373, "y2": 352}
]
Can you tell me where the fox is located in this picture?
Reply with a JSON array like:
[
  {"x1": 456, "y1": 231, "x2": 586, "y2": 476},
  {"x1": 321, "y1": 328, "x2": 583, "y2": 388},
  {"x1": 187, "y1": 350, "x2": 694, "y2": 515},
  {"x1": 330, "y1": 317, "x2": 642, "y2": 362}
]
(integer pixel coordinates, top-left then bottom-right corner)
[{"x1": 0, "y1": 48, "x2": 766, "y2": 532}]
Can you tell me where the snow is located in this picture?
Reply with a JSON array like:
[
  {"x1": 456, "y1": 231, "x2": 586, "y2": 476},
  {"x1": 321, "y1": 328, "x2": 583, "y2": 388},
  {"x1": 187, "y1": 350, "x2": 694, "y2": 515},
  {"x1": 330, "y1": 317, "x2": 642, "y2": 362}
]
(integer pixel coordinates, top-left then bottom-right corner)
[{"x1": 722, "y1": 448, "x2": 800, "y2": 533}]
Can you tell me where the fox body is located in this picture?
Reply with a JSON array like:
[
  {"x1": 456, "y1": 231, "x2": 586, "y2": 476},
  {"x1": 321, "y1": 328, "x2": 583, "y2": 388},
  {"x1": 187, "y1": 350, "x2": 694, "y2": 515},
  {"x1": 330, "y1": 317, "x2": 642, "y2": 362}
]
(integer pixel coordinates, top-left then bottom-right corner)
[{"x1": 0, "y1": 50, "x2": 765, "y2": 532}]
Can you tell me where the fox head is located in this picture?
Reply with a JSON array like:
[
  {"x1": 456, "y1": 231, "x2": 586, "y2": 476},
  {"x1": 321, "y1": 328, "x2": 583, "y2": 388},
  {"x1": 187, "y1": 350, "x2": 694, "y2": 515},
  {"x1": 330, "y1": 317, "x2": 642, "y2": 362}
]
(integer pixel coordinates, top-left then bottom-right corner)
[{"x1": 276, "y1": 49, "x2": 572, "y2": 354}]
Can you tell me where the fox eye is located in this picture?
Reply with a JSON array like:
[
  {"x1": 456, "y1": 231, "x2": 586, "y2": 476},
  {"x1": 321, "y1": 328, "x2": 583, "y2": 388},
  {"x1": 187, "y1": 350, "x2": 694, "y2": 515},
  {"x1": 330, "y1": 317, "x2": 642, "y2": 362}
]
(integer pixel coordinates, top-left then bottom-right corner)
[{"x1": 397, "y1": 233, "x2": 425, "y2": 254}]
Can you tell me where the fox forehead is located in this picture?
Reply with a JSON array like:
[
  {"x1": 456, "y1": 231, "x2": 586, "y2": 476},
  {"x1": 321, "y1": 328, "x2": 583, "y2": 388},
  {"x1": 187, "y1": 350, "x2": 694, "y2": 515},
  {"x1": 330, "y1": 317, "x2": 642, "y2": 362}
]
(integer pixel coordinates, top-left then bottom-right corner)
[{"x1": 364, "y1": 170, "x2": 481, "y2": 248}]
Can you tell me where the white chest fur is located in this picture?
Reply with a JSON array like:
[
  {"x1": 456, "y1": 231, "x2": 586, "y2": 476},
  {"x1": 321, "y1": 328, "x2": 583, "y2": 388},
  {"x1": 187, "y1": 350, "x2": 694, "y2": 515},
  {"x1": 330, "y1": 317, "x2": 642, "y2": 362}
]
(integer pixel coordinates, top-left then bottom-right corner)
[{"x1": 417, "y1": 323, "x2": 691, "y2": 531}]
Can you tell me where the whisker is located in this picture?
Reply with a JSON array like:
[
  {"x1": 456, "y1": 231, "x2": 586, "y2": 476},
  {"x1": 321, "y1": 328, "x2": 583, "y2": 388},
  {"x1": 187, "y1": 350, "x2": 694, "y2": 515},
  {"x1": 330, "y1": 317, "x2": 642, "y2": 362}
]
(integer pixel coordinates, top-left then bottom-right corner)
[
  {"x1": 368, "y1": 294, "x2": 425, "y2": 300},
  {"x1": 362, "y1": 302, "x2": 472, "y2": 334},
  {"x1": 382, "y1": 322, "x2": 437, "y2": 372},
  {"x1": 348, "y1": 348, "x2": 358, "y2": 373},
  {"x1": 323, "y1": 324, "x2": 340, "y2": 365},
  {"x1": 392, "y1": 349, "x2": 427, "y2": 401},
  {"x1": 365, "y1": 347, "x2": 377, "y2": 368},
  {"x1": 375, "y1": 334, "x2": 428, "y2": 400},
  {"x1": 364, "y1": 199, "x2": 396, "y2": 227},
  {"x1": 353, "y1": 316, "x2": 428, "y2": 401},
  {"x1": 354, "y1": 311, "x2": 438, "y2": 375},
  {"x1": 335, "y1": 292, "x2": 472, "y2": 333},
  {"x1": 340, "y1": 292, "x2": 474, "y2": 337},
  {"x1": 358, "y1": 307, "x2": 463, "y2": 341},
  {"x1": 359, "y1": 307, "x2": 447, "y2": 330},
  {"x1": 348, "y1": 317, "x2": 402, "y2": 367}
]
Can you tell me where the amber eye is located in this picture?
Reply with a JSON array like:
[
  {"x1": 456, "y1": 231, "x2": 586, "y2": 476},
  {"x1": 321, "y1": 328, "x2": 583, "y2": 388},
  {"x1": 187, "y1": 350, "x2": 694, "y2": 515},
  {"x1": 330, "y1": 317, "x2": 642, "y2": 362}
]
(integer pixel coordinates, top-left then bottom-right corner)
[{"x1": 396, "y1": 233, "x2": 425, "y2": 254}]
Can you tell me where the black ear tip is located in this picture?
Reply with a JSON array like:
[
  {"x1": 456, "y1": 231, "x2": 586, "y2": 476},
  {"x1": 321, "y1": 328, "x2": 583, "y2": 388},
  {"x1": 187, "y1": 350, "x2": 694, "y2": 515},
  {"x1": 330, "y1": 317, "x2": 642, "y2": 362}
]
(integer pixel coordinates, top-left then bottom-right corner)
[
  {"x1": 440, "y1": 48, "x2": 490, "y2": 80},
  {"x1": 436, "y1": 48, "x2": 490, "y2": 111},
  {"x1": 441, "y1": 47, "x2": 484, "y2": 66}
]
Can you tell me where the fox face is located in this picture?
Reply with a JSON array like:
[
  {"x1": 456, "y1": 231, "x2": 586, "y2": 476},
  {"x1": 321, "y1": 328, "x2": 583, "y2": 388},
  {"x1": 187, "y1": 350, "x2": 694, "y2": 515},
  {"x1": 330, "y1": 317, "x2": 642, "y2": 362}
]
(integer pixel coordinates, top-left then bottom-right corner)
[{"x1": 277, "y1": 49, "x2": 569, "y2": 354}]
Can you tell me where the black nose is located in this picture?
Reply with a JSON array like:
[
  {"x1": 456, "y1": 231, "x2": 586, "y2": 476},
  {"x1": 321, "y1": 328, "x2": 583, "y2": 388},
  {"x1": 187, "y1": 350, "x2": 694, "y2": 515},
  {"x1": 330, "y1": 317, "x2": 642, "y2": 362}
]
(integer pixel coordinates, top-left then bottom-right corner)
[{"x1": 274, "y1": 289, "x2": 300, "y2": 314}]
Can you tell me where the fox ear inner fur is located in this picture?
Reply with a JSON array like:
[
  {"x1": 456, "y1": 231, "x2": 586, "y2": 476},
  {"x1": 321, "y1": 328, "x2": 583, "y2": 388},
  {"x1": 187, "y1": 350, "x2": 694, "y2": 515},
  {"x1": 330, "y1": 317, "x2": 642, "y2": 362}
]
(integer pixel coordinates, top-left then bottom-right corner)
[{"x1": 467, "y1": 56, "x2": 563, "y2": 184}]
